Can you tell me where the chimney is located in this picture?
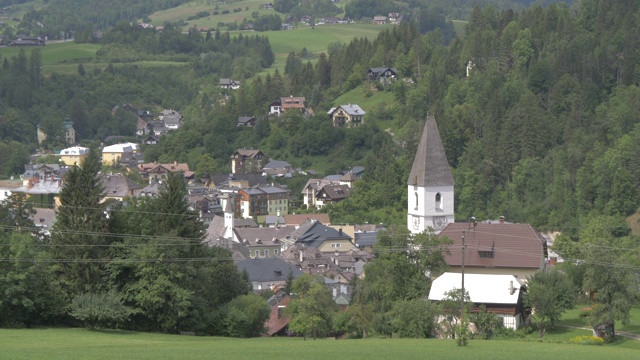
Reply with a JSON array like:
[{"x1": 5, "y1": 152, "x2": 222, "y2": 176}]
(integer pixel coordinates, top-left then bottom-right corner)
[
  {"x1": 509, "y1": 281, "x2": 516, "y2": 295},
  {"x1": 339, "y1": 228, "x2": 342, "y2": 236},
  {"x1": 499, "y1": 216, "x2": 505, "y2": 224}
]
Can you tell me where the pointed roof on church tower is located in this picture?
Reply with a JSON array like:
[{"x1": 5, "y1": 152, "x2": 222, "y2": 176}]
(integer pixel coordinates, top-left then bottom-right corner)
[{"x1": 408, "y1": 116, "x2": 454, "y2": 187}]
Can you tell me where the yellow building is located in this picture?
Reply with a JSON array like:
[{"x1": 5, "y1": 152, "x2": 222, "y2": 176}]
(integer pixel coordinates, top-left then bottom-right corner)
[
  {"x1": 58, "y1": 146, "x2": 89, "y2": 166},
  {"x1": 101, "y1": 143, "x2": 140, "y2": 165}
]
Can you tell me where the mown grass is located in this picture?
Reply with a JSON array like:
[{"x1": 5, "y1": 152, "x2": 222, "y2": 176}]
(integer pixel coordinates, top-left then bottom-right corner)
[
  {"x1": 1, "y1": 327, "x2": 638, "y2": 360},
  {"x1": 0, "y1": 42, "x2": 101, "y2": 65}
]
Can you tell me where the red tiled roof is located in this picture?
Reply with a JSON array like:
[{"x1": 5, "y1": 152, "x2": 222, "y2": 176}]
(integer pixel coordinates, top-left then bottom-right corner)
[{"x1": 439, "y1": 223, "x2": 546, "y2": 270}]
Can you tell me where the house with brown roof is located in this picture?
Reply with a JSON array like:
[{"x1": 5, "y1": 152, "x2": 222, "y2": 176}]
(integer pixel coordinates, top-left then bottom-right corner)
[
  {"x1": 438, "y1": 221, "x2": 548, "y2": 279},
  {"x1": 265, "y1": 291, "x2": 292, "y2": 336},
  {"x1": 283, "y1": 213, "x2": 331, "y2": 227},
  {"x1": 269, "y1": 96, "x2": 306, "y2": 116},
  {"x1": 301, "y1": 178, "x2": 343, "y2": 210},
  {"x1": 372, "y1": 15, "x2": 387, "y2": 25},
  {"x1": 230, "y1": 149, "x2": 268, "y2": 174},
  {"x1": 137, "y1": 162, "x2": 192, "y2": 182},
  {"x1": 315, "y1": 184, "x2": 351, "y2": 208}
]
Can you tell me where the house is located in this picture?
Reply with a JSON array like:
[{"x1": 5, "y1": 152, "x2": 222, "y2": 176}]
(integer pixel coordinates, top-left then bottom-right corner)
[
  {"x1": 268, "y1": 99, "x2": 283, "y2": 115},
  {"x1": 237, "y1": 116, "x2": 256, "y2": 127},
  {"x1": 328, "y1": 104, "x2": 365, "y2": 128},
  {"x1": 301, "y1": 178, "x2": 343, "y2": 210},
  {"x1": 159, "y1": 109, "x2": 182, "y2": 130},
  {"x1": 281, "y1": 96, "x2": 306, "y2": 114},
  {"x1": 145, "y1": 135, "x2": 160, "y2": 145},
  {"x1": 281, "y1": 23, "x2": 294, "y2": 30},
  {"x1": 283, "y1": 213, "x2": 331, "y2": 227},
  {"x1": 438, "y1": 221, "x2": 548, "y2": 279},
  {"x1": 265, "y1": 291, "x2": 292, "y2": 336},
  {"x1": 219, "y1": 78, "x2": 240, "y2": 90},
  {"x1": 372, "y1": 15, "x2": 387, "y2": 25},
  {"x1": 21, "y1": 164, "x2": 65, "y2": 181},
  {"x1": 315, "y1": 184, "x2": 351, "y2": 207},
  {"x1": 262, "y1": 160, "x2": 293, "y2": 177},
  {"x1": 236, "y1": 258, "x2": 303, "y2": 292},
  {"x1": 230, "y1": 149, "x2": 268, "y2": 174},
  {"x1": 13, "y1": 175, "x2": 63, "y2": 209},
  {"x1": 136, "y1": 116, "x2": 148, "y2": 136},
  {"x1": 290, "y1": 219, "x2": 354, "y2": 253},
  {"x1": 37, "y1": 119, "x2": 75, "y2": 145},
  {"x1": 408, "y1": 116, "x2": 455, "y2": 234},
  {"x1": 233, "y1": 225, "x2": 294, "y2": 258},
  {"x1": 281, "y1": 244, "x2": 337, "y2": 275},
  {"x1": 388, "y1": 13, "x2": 400, "y2": 23},
  {"x1": 368, "y1": 67, "x2": 399, "y2": 82},
  {"x1": 429, "y1": 272, "x2": 530, "y2": 330},
  {"x1": 138, "y1": 162, "x2": 192, "y2": 182},
  {"x1": 269, "y1": 96, "x2": 306, "y2": 116},
  {"x1": 208, "y1": 173, "x2": 268, "y2": 191},
  {"x1": 10, "y1": 36, "x2": 45, "y2": 46},
  {"x1": 237, "y1": 185, "x2": 289, "y2": 218},
  {"x1": 101, "y1": 143, "x2": 140, "y2": 165},
  {"x1": 58, "y1": 146, "x2": 89, "y2": 166},
  {"x1": 31, "y1": 207, "x2": 56, "y2": 236},
  {"x1": 100, "y1": 173, "x2": 143, "y2": 201},
  {"x1": 0, "y1": 179, "x2": 23, "y2": 203}
]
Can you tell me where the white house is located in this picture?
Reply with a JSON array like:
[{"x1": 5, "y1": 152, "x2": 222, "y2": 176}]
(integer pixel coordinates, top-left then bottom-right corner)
[{"x1": 429, "y1": 272, "x2": 529, "y2": 330}]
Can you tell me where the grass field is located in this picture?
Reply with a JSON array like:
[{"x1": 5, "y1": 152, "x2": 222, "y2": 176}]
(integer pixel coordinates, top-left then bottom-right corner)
[
  {"x1": 0, "y1": 42, "x2": 101, "y2": 65},
  {"x1": 149, "y1": 0, "x2": 347, "y2": 29},
  {"x1": 1, "y1": 327, "x2": 639, "y2": 360}
]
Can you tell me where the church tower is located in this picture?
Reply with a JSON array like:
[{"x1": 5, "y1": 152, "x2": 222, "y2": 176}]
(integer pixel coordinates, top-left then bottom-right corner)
[
  {"x1": 407, "y1": 116, "x2": 455, "y2": 234},
  {"x1": 223, "y1": 196, "x2": 235, "y2": 241}
]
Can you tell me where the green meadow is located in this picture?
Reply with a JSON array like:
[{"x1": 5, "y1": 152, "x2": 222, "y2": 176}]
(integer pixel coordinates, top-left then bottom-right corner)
[{"x1": 1, "y1": 327, "x2": 638, "y2": 360}]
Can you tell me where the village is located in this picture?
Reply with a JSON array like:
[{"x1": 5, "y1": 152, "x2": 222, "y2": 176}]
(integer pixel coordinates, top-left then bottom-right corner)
[{"x1": 0, "y1": 104, "x2": 555, "y2": 338}]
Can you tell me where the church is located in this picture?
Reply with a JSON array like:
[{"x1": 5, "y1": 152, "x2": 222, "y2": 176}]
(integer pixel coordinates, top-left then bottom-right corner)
[{"x1": 407, "y1": 116, "x2": 455, "y2": 234}]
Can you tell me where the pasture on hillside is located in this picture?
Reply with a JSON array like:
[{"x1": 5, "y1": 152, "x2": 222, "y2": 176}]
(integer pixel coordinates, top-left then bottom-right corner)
[
  {"x1": 148, "y1": 0, "x2": 347, "y2": 29},
  {"x1": 1, "y1": 327, "x2": 639, "y2": 360}
]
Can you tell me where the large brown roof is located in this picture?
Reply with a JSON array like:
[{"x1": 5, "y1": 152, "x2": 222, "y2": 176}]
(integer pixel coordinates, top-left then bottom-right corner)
[
  {"x1": 407, "y1": 116, "x2": 454, "y2": 187},
  {"x1": 284, "y1": 213, "x2": 331, "y2": 226},
  {"x1": 439, "y1": 222, "x2": 546, "y2": 270}
]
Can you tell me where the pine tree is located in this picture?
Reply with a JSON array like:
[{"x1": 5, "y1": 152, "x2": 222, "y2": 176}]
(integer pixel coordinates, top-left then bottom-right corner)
[{"x1": 51, "y1": 148, "x2": 107, "y2": 295}]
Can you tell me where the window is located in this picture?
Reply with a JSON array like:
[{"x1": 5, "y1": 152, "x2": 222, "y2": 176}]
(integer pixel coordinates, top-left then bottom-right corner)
[
  {"x1": 331, "y1": 243, "x2": 341, "y2": 248},
  {"x1": 264, "y1": 249, "x2": 269, "y2": 257},
  {"x1": 435, "y1": 193, "x2": 442, "y2": 210},
  {"x1": 414, "y1": 192, "x2": 418, "y2": 210},
  {"x1": 274, "y1": 249, "x2": 279, "y2": 255},
  {"x1": 255, "y1": 250, "x2": 260, "y2": 258},
  {"x1": 478, "y1": 251, "x2": 494, "y2": 258}
]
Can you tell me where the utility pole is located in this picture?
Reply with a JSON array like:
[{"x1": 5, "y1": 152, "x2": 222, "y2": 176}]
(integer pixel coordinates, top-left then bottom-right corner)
[{"x1": 460, "y1": 230, "x2": 466, "y2": 345}]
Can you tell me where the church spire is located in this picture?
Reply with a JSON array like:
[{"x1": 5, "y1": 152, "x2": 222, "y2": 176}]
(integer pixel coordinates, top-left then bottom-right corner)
[
  {"x1": 407, "y1": 116, "x2": 455, "y2": 234},
  {"x1": 408, "y1": 116, "x2": 454, "y2": 187}
]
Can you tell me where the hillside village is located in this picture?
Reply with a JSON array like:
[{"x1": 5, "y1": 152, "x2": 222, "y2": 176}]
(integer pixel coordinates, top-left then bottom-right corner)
[{"x1": 0, "y1": 0, "x2": 639, "y2": 347}]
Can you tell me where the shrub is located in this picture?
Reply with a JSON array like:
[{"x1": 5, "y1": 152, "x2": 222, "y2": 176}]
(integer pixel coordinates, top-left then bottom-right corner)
[
  {"x1": 569, "y1": 335, "x2": 605, "y2": 345},
  {"x1": 69, "y1": 291, "x2": 134, "y2": 329},
  {"x1": 221, "y1": 9, "x2": 230, "y2": 14}
]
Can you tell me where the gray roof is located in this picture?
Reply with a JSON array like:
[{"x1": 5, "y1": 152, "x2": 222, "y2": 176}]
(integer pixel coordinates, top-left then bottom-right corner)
[
  {"x1": 263, "y1": 160, "x2": 291, "y2": 169},
  {"x1": 265, "y1": 215, "x2": 286, "y2": 225},
  {"x1": 407, "y1": 116, "x2": 454, "y2": 187},
  {"x1": 100, "y1": 174, "x2": 142, "y2": 198},
  {"x1": 31, "y1": 208, "x2": 56, "y2": 229},
  {"x1": 234, "y1": 226, "x2": 295, "y2": 247},
  {"x1": 354, "y1": 231, "x2": 379, "y2": 247},
  {"x1": 337, "y1": 104, "x2": 365, "y2": 116},
  {"x1": 294, "y1": 221, "x2": 352, "y2": 248},
  {"x1": 236, "y1": 258, "x2": 303, "y2": 282}
]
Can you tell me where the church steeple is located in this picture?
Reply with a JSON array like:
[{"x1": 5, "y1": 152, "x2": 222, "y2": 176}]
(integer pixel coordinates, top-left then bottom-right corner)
[
  {"x1": 407, "y1": 116, "x2": 455, "y2": 234},
  {"x1": 223, "y1": 196, "x2": 234, "y2": 240}
]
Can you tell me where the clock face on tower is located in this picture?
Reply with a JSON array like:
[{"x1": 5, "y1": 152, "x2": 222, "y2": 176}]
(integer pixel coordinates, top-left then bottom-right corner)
[{"x1": 413, "y1": 216, "x2": 420, "y2": 230}]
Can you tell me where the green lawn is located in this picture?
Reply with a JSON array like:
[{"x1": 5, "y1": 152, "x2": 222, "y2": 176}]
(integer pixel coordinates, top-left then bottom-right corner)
[
  {"x1": 0, "y1": 327, "x2": 639, "y2": 360},
  {"x1": 0, "y1": 42, "x2": 101, "y2": 65}
]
